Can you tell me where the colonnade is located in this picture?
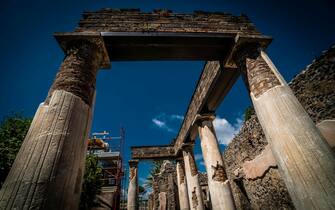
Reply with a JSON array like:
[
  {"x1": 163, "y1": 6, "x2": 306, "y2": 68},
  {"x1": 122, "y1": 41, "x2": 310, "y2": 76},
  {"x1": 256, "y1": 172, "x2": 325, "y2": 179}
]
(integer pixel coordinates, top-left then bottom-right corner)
[
  {"x1": 127, "y1": 48, "x2": 335, "y2": 210},
  {"x1": 0, "y1": 33, "x2": 333, "y2": 210}
]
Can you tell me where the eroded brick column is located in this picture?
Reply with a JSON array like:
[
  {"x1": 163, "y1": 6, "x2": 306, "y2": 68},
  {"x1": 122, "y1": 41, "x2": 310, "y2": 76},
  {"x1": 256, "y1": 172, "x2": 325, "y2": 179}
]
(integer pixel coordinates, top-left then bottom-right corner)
[
  {"x1": 235, "y1": 46, "x2": 335, "y2": 209},
  {"x1": 0, "y1": 37, "x2": 107, "y2": 210},
  {"x1": 127, "y1": 160, "x2": 139, "y2": 210},
  {"x1": 182, "y1": 145, "x2": 205, "y2": 210},
  {"x1": 195, "y1": 114, "x2": 236, "y2": 210},
  {"x1": 176, "y1": 160, "x2": 190, "y2": 210}
]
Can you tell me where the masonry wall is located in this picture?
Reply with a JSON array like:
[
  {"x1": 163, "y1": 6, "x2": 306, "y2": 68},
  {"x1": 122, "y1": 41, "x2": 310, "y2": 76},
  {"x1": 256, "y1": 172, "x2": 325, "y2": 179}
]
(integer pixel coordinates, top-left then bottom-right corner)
[
  {"x1": 151, "y1": 161, "x2": 179, "y2": 210},
  {"x1": 223, "y1": 45, "x2": 335, "y2": 209},
  {"x1": 75, "y1": 9, "x2": 260, "y2": 35}
]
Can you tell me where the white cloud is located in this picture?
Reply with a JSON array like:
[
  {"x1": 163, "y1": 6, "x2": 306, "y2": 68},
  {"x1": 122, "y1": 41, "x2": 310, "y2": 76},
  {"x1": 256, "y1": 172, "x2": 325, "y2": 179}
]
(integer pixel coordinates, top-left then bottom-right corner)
[
  {"x1": 151, "y1": 113, "x2": 184, "y2": 133},
  {"x1": 170, "y1": 114, "x2": 184, "y2": 120},
  {"x1": 213, "y1": 116, "x2": 243, "y2": 145},
  {"x1": 194, "y1": 153, "x2": 203, "y2": 161},
  {"x1": 152, "y1": 118, "x2": 174, "y2": 132},
  {"x1": 152, "y1": 118, "x2": 165, "y2": 128}
]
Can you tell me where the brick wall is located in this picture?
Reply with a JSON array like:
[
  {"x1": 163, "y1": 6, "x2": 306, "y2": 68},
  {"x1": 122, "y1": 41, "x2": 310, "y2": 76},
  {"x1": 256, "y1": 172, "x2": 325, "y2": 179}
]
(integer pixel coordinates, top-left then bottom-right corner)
[{"x1": 75, "y1": 8, "x2": 261, "y2": 35}]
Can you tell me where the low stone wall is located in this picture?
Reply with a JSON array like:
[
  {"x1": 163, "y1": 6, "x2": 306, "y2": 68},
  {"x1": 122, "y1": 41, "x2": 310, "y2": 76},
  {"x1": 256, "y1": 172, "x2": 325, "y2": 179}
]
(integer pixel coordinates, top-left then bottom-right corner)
[{"x1": 223, "y1": 45, "x2": 335, "y2": 209}]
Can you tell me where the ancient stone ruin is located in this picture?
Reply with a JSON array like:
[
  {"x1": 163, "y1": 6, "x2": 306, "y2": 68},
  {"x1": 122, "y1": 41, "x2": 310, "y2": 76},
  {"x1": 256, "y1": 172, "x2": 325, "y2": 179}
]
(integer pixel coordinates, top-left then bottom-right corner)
[
  {"x1": 223, "y1": 45, "x2": 335, "y2": 209},
  {"x1": 0, "y1": 8, "x2": 334, "y2": 210}
]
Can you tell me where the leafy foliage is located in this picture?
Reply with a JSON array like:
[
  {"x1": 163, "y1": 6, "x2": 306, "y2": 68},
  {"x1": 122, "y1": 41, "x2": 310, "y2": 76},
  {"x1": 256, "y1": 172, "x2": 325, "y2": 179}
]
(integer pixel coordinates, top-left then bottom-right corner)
[
  {"x1": 0, "y1": 114, "x2": 32, "y2": 188},
  {"x1": 138, "y1": 185, "x2": 146, "y2": 195},
  {"x1": 0, "y1": 113, "x2": 103, "y2": 209},
  {"x1": 79, "y1": 153, "x2": 103, "y2": 210},
  {"x1": 244, "y1": 106, "x2": 255, "y2": 121},
  {"x1": 144, "y1": 160, "x2": 163, "y2": 189}
]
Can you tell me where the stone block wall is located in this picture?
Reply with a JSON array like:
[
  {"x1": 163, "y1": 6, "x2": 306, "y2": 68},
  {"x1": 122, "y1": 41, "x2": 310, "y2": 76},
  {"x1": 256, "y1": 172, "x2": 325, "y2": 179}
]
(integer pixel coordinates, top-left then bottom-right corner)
[
  {"x1": 223, "y1": 45, "x2": 335, "y2": 209},
  {"x1": 151, "y1": 161, "x2": 179, "y2": 210},
  {"x1": 75, "y1": 9, "x2": 261, "y2": 35},
  {"x1": 289, "y1": 46, "x2": 335, "y2": 123}
]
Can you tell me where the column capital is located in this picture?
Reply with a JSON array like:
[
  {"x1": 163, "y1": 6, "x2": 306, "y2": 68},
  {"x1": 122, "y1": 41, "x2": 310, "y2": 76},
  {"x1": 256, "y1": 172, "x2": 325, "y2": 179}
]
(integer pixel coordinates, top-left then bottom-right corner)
[
  {"x1": 176, "y1": 157, "x2": 185, "y2": 164},
  {"x1": 129, "y1": 159, "x2": 139, "y2": 167},
  {"x1": 192, "y1": 113, "x2": 216, "y2": 127},
  {"x1": 181, "y1": 143, "x2": 194, "y2": 152},
  {"x1": 54, "y1": 32, "x2": 110, "y2": 69}
]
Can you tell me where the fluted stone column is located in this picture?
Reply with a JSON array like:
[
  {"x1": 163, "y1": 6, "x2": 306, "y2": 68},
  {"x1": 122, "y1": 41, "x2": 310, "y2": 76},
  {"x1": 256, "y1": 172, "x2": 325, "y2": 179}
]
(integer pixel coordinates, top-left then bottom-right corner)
[
  {"x1": 235, "y1": 46, "x2": 335, "y2": 209},
  {"x1": 195, "y1": 114, "x2": 235, "y2": 210},
  {"x1": 127, "y1": 159, "x2": 139, "y2": 210},
  {"x1": 182, "y1": 145, "x2": 205, "y2": 210},
  {"x1": 0, "y1": 36, "x2": 108, "y2": 210},
  {"x1": 176, "y1": 160, "x2": 190, "y2": 210}
]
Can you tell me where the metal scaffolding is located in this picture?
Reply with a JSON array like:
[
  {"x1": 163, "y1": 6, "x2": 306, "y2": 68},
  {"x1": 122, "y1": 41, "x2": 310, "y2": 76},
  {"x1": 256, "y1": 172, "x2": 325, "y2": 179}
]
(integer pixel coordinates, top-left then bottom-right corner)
[{"x1": 88, "y1": 128, "x2": 125, "y2": 210}]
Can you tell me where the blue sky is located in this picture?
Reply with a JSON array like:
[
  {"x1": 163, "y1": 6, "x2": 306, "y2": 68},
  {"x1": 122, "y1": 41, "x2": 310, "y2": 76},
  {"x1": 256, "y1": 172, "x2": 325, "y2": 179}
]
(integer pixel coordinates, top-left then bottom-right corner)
[{"x1": 0, "y1": 0, "x2": 334, "y2": 193}]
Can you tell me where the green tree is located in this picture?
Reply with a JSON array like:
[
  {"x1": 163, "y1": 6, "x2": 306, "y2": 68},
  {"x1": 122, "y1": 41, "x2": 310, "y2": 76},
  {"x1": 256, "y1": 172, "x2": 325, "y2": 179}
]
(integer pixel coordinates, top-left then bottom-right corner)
[
  {"x1": 0, "y1": 114, "x2": 32, "y2": 188},
  {"x1": 244, "y1": 106, "x2": 255, "y2": 121},
  {"x1": 138, "y1": 185, "x2": 147, "y2": 200},
  {"x1": 79, "y1": 153, "x2": 103, "y2": 210},
  {"x1": 144, "y1": 160, "x2": 163, "y2": 189},
  {"x1": 0, "y1": 113, "x2": 103, "y2": 209}
]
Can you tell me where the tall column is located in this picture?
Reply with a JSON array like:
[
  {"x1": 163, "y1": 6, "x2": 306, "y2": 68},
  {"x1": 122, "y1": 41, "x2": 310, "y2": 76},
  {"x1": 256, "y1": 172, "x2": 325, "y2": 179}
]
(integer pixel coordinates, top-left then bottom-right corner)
[
  {"x1": 176, "y1": 160, "x2": 190, "y2": 210},
  {"x1": 182, "y1": 144, "x2": 205, "y2": 210},
  {"x1": 195, "y1": 114, "x2": 236, "y2": 210},
  {"x1": 234, "y1": 46, "x2": 335, "y2": 209},
  {"x1": 127, "y1": 159, "x2": 139, "y2": 210},
  {"x1": 0, "y1": 36, "x2": 108, "y2": 210}
]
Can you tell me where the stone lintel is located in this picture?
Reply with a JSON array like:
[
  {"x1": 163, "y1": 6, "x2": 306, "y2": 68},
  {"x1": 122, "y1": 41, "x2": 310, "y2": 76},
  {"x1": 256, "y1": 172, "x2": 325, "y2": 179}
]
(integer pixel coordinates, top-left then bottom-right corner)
[
  {"x1": 225, "y1": 34, "x2": 272, "y2": 68},
  {"x1": 173, "y1": 61, "x2": 222, "y2": 154},
  {"x1": 173, "y1": 62, "x2": 241, "y2": 154},
  {"x1": 173, "y1": 36, "x2": 270, "y2": 155},
  {"x1": 128, "y1": 159, "x2": 139, "y2": 166},
  {"x1": 54, "y1": 32, "x2": 111, "y2": 69},
  {"x1": 131, "y1": 145, "x2": 175, "y2": 160}
]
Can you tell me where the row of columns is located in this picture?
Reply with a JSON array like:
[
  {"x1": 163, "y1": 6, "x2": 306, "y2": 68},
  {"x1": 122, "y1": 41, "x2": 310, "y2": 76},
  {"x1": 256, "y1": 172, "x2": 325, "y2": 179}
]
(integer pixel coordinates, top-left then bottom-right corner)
[
  {"x1": 127, "y1": 48, "x2": 335, "y2": 210},
  {"x1": 174, "y1": 113, "x2": 238, "y2": 210},
  {"x1": 0, "y1": 34, "x2": 333, "y2": 210}
]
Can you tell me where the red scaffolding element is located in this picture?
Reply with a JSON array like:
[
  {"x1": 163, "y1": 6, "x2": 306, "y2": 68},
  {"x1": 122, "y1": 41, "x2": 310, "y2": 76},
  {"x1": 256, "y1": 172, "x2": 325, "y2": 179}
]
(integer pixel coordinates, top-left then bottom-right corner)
[{"x1": 88, "y1": 128, "x2": 125, "y2": 210}]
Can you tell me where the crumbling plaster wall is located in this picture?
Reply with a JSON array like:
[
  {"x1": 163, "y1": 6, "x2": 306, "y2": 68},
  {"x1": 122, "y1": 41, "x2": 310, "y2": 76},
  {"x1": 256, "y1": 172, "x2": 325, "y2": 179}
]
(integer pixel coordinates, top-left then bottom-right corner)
[{"x1": 223, "y1": 45, "x2": 335, "y2": 209}]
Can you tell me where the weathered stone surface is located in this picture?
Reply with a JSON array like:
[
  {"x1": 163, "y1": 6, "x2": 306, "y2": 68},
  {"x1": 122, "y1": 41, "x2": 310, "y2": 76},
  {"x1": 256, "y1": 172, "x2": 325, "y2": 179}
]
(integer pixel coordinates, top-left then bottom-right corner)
[
  {"x1": 0, "y1": 37, "x2": 100, "y2": 209},
  {"x1": 176, "y1": 161, "x2": 190, "y2": 210},
  {"x1": 197, "y1": 173, "x2": 211, "y2": 210},
  {"x1": 127, "y1": 160, "x2": 138, "y2": 210},
  {"x1": 46, "y1": 39, "x2": 102, "y2": 106},
  {"x1": 159, "y1": 192, "x2": 167, "y2": 210},
  {"x1": 93, "y1": 190, "x2": 118, "y2": 210},
  {"x1": 223, "y1": 45, "x2": 335, "y2": 210},
  {"x1": 317, "y1": 120, "x2": 335, "y2": 149},
  {"x1": 75, "y1": 9, "x2": 261, "y2": 35},
  {"x1": 183, "y1": 149, "x2": 205, "y2": 210},
  {"x1": 0, "y1": 90, "x2": 93, "y2": 210},
  {"x1": 289, "y1": 45, "x2": 335, "y2": 123},
  {"x1": 174, "y1": 61, "x2": 221, "y2": 152},
  {"x1": 151, "y1": 161, "x2": 178, "y2": 210},
  {"x1": 131, "y1": 145, "x2": 175, "y2": 160},
  {"x1": 197, "y1": 115, "x2": 235, "y2": 209},
  {"x1": 245, "y1": 55, "x2": 281, "y2": 98}
]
